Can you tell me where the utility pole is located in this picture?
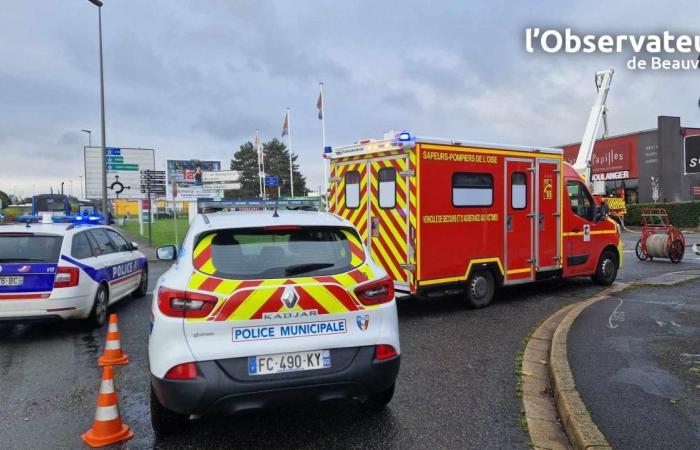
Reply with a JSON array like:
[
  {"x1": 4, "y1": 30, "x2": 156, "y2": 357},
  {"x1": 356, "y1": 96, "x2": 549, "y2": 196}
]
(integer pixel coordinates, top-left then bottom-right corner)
[{"x1": 86, "y1": 0, "x2": 108, "y2": 218}]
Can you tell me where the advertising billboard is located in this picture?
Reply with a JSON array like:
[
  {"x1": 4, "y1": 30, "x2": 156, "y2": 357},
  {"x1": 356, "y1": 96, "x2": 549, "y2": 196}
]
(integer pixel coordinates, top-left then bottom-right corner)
[
  {"x1": 562, "y1": 134, "x2": 639, "y2": 181},
  {"x1": 685, "y1": 134, "x2": 700, "y2": 174},
  {"x1": 84, "y1": 147, "x2": 155, "y2": 200},
  {"x1": 166, "y1": 159, "x2": 222, "y2": 200}
]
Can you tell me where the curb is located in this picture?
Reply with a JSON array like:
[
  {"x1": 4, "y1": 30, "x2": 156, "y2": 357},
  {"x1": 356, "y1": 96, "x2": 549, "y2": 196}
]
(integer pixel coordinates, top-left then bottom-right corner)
[{"x1": 548, "y1": 283, "x2": 628, "y2": 450}]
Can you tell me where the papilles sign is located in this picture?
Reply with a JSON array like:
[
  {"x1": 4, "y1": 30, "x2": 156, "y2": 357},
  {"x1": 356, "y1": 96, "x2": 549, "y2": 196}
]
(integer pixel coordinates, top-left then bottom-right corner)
[{"x1": 563, "y1": 134, "x2": 638, "y2": 180}]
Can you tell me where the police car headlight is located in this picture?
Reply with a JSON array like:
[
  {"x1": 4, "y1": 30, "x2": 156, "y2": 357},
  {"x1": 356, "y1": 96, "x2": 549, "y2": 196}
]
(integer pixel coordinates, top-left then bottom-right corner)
[{"x1": 158, "y1": 287, "x2": 218, "y2": 318}]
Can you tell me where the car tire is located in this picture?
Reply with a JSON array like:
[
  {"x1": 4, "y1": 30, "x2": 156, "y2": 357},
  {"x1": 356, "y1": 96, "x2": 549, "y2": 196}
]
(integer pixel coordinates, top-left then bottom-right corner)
[
  {"x1": 132, "y1": 265, "x2": 149, "y2": 298},
  {"x1": 464, "y1": 269, "x2": 495, "y2": 308},
  {"x1": 363, "y1": 383, "x2": 395, "y2": 410},
  {"x1": 150, "y1": 385, "x2": 188, "y2": 438},
  {"x1": 87, "y1": 285, "x2": 108, "y2": 329},
  {"x1": 591, "y1": 250, "x2": 618, "y2": 286}
]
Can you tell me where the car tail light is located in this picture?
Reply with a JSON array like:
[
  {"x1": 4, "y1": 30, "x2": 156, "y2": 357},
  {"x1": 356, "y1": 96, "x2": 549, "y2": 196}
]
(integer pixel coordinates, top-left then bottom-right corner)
[
  {"x1": 354, "y1": 277, "x2": 394, "y2": 305},
  {"x1": 54, "y1": 267, "x2": 80, "y2": 288},
  {"x1": 157, "y1": 287, "x2": 217, "y2": 318},
  {"x1": 375, "y1": 344, "x2": 398, "y2": 361},
  {"x1": 165, "y1": 362, "x2": 198, "y2": 380}
]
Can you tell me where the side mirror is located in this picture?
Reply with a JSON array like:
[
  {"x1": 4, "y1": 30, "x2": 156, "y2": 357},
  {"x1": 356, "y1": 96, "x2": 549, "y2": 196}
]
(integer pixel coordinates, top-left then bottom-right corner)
[
  {"x1": 130, "y1": 242, "x2": 139, "y2": 251},
  {"x1": 595, "y1": 203, "x2": 609, "y2": 222},
  {"x1": 156, "y1": 245, "x2": 177, "y2": 261}
]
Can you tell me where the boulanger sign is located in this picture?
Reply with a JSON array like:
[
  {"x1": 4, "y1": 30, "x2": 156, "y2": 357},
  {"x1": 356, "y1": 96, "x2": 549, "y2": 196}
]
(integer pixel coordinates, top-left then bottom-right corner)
[{"x1": 685, "y1": 135, "x2": 700, "y2": 174}]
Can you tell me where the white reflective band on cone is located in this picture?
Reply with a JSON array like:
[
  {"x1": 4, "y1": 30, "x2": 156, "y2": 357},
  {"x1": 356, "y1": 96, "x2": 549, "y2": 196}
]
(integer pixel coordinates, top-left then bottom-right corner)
[
  {"x1": 105, "y1": 340, "x2": 121, "y2": 350},
  {"x1": 94, "y1": 404, "x2": 120, "y2": 421},
  {"x1": 108, "y1": 323, "x2": 118, "y2": 333},
  {"x1": 99, "y1": 379, "x2": 115, "y2": 394}
]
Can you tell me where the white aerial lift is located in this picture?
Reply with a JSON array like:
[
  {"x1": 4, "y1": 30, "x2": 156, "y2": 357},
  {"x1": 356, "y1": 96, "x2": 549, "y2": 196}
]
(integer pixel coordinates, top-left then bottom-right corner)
[{"x1": 572, "y1": 69, "x2": 615, "y2": 195}]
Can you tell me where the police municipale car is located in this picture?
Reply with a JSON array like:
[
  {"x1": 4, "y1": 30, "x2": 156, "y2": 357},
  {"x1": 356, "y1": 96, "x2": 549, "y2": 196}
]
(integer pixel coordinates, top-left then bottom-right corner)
[
  {"x1": 0, "y1": 221, "x2": 148, "y2": 327},
  {"x1": 149, "y1": 210, "x2": 400, "y2": 436}
]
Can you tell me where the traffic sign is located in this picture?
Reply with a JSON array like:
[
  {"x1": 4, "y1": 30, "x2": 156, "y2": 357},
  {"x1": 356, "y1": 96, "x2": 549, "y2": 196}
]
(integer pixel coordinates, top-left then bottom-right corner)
[
  {"x1": 264, "y1": 176, "x2": 280, "y2": 186},
  {"x1": 203, "y1": 182, "x2": 242, "y2": 191},
  {"x1": 203, "y1": 170, "x2": 241, "y2": 184}
]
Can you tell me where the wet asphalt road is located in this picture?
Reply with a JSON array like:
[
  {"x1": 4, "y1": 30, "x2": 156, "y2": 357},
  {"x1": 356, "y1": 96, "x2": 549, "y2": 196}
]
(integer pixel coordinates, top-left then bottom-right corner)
[
  {"x1": 569, "y1": 280, "x2": 700, "y2": 450},
  {"x1": 0, "y1": 231, "x2": 699, "y2": 449}
]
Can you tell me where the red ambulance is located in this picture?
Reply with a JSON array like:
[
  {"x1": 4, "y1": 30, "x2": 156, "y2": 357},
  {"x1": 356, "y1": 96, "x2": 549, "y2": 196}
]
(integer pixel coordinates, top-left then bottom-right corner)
[{"x1": 328, "y1": 132, "x2": 622, "y2": 307}]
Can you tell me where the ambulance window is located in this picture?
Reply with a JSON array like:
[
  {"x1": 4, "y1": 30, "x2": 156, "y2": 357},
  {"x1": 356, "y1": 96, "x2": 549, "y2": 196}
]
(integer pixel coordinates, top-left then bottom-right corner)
[
  {"x1": 567, "y1": 181, "x2": 595, "y2": 221},
  {"x1": 71, "y1": 232, "x2": 94, "y2": 259},
  {"x1": 452, "y1": 173, "x2": 493, "y2": 207},
  {"x1": 378, "y1": 168, "x2": 396, "y2": 209},
  {"x1": 511, "y1": 172, "x2": 527, "y2": 209},
  {"x1": 89, "y1": 229, "x2": 117, "y2": 255},
  {"x1": 345, "y1": 171, "x2": 360, "y2": 209}
]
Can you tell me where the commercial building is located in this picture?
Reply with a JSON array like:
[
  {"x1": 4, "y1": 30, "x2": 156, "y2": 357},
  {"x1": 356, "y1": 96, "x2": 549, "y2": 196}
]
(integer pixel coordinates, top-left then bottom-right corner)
[{"x1": 561, "y1": 116, "x2": 700, "y2": 203}]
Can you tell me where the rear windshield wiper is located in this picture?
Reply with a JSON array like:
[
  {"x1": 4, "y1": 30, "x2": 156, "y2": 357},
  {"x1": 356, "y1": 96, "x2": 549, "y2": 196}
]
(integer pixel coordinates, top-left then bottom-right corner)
[{"x1": 285, "y1": 263, "x2": 335, "y2": 276}]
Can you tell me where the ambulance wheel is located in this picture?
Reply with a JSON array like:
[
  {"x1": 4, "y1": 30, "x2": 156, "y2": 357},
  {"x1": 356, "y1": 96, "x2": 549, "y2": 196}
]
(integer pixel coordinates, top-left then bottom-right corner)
[
  {"x1": 592, "y1": 250, "x2": 618, "y2": 286},
  {"x1": 87, "y1": 285, "x2": 108, "y2": 329},
  {"x1": 363, "y1": 383, "x2": 395, "y2": 410},
  {"x1": 464, "y1": 270, "x2": 495, "y2": 308},
  {"x1": 132, "y1": 265, "x2": 149, "y2": 298},
  {"x1": 150, "y1": 386, "x2": 188, "y2": 438}
]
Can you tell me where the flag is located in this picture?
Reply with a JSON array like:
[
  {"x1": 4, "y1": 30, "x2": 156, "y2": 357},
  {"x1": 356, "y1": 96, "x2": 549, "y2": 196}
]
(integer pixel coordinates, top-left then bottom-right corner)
[
  {"x1": 255, "y1": 130, "x2": 263, "y2": 163},
  {"x1": 317, "y1": 91, "x2": 323, "y2": 120},
  {"x1": 281, "y1": 112, "x2": 289, "y2": 137}
]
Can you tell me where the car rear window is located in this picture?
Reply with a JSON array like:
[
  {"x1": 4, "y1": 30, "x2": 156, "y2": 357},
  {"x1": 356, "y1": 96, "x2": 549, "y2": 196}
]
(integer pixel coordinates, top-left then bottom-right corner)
[
  {"x1": 0, "y1": 234, "x2": 63, "y2": 263},
  {"x1": 193, "y1": 226, "x2": 365, "y2": 279}
]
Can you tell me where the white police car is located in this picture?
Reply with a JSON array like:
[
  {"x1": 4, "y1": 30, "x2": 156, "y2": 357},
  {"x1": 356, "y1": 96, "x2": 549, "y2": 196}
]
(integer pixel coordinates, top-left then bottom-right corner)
[
  {"x1": 0, "y1": 220, "x2": 148, "y2": 327},
  {"x1": 148, "y1": 210, "x2": 400, "y2": 436}
]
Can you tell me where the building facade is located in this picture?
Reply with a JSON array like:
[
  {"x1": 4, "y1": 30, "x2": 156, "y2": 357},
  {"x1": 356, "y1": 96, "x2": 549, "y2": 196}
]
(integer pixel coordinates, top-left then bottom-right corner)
[{"x1": 561, "y1": 116, "x2": 700, "y2": 203}]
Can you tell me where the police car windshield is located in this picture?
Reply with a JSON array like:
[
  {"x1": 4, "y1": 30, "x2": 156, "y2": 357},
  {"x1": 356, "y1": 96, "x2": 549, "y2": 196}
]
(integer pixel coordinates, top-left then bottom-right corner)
[
  {"x1": 0, "y1": 234, "x2": 63, "y2": 263},
  {"x1": 196, "y1": 226, "x2": 364, "y2": 279}
]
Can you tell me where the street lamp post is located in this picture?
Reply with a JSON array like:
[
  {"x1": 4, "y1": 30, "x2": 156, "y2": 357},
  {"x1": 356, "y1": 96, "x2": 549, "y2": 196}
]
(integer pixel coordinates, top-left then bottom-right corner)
[
  {"x1": 87, "y1": 0, "x2": 108, "y2": 218},
  {"x1": 81, "y1": 129, "x2": 92, "y2": 147}
]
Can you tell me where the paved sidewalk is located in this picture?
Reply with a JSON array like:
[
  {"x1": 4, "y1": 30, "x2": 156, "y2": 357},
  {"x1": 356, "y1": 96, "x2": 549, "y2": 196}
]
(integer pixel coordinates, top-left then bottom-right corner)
[{"x1": 568, "y1": 279, "x2": 700, "y2": 449}]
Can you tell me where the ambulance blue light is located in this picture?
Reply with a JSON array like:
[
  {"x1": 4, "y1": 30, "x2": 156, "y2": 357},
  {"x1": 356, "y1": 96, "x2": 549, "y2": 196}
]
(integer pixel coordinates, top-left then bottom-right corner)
[
  {"x1": 324, "y1": 146, "x2": 333, "y2": 154},
  {"x1": 398, "y1": 132, "x2": 413, "y2": 141}
]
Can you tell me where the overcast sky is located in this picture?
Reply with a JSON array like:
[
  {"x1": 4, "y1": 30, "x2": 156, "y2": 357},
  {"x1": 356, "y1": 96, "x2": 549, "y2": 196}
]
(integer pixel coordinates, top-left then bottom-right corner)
[{"x1": 1, "y1": 0, "x2": 699, "y2": 198}]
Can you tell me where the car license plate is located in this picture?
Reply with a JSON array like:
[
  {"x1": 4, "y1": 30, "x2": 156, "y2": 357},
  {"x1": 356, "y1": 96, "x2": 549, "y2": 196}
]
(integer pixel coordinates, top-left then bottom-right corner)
[
  {"x1": 0, "y1": 276, "x2": 23, "y2": 287},
  {"x1": 248, "y1": 350, "x2": 331, "y2": 376}
]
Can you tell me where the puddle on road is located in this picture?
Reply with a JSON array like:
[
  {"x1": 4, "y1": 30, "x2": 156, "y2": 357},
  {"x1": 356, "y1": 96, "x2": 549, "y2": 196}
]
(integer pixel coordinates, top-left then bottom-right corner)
[{"x1": 80, "y1": 332, "x2": 100, "y2": 358}]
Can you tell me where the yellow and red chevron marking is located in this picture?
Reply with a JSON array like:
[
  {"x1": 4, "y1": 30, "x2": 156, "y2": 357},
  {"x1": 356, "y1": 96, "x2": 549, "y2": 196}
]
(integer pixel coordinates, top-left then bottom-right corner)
[
  {"x1": 341, "y1": 229, "x2": 365, "y2": 267},
  {"x1": 408, "y1": 149, "x2": 418, "y2": 291},
  {"x1": 186, "y1": 264, "x2": 378, "y2": 322},
  {"x1": 369, "y1": 157, "x2": 408, "y2": 283},
  {"x1": 333, "y1": 162, "x2": 369, "y2": 242}
]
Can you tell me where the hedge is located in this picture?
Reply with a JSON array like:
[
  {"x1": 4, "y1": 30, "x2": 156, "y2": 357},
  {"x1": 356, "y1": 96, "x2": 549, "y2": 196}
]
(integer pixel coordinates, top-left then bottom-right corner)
[{"x1": 624, "y1": 201, "x2": 700, "y2": 228}]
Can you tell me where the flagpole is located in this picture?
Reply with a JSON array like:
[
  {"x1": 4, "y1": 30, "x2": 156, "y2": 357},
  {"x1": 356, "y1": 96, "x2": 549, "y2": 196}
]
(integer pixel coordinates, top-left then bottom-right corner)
[
  {"x1": 261, "y1": 131, "x2": 266, "y2": 201},
  {"x1": 287, "y1": 107, "x2": 294, "y2": 197},
  {"x1": 256, "y1": 129, "x2": 263, "y2": 199},
  {"x1": 320, "y1": 82, "x2": 327, "y2": 197}
]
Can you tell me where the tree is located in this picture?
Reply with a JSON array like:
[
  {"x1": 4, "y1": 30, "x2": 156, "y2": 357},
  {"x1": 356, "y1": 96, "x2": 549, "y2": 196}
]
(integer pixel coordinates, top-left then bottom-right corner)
[
  {"x1": 227, "y1": 138, "x2": 307, "y2": 199},
  {"x1": 0, "y1": 191, "x2": 9, "y2": 209}
]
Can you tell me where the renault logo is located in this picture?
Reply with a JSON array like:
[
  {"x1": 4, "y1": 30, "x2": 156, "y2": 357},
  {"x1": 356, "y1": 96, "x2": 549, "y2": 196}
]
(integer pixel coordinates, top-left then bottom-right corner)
[{"x1": 281, "y1": 286, "x2": 301, "y2": 309}]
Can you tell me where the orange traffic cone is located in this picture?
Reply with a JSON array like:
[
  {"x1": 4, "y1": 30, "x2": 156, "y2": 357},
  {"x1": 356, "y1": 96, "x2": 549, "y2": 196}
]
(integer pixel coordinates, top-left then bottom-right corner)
[
  {"x1": 98, "y1": 314, "x2": 128, "y2": 366},
  {"x1": 81, "y1": 366, "x2": 134, "y2": 447}
]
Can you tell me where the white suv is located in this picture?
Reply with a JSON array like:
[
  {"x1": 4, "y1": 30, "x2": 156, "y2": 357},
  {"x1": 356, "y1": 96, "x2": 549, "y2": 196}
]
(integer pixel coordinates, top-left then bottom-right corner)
[
  {"x1": 148, "y1": 210, "x2": 400, "y2": 436},
  {"x1": 0, "y1": 222, "x2": 148, "y2": 327}
]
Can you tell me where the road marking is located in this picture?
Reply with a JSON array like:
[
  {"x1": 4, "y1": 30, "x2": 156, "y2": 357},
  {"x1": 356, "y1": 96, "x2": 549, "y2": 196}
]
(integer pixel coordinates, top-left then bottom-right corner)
[{"x1": 607, "y1": 298, "x2": 625, "y2": 329}]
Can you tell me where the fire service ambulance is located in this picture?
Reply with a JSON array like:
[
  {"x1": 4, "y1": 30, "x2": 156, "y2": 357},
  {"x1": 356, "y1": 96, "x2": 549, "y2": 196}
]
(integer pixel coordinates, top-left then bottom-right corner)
[{"x1": 328, "y1": 131, "x2": 622, "y2": 307}]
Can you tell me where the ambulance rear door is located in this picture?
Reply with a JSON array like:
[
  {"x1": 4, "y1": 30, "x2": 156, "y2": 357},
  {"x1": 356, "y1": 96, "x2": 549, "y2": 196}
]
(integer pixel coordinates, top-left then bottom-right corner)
[
  {"x1": 331, "y1": 160, "x2": 369, "y2": 244},
  {"x1": 368, "y1": 155, "x2": 410, "y2": 289}
]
